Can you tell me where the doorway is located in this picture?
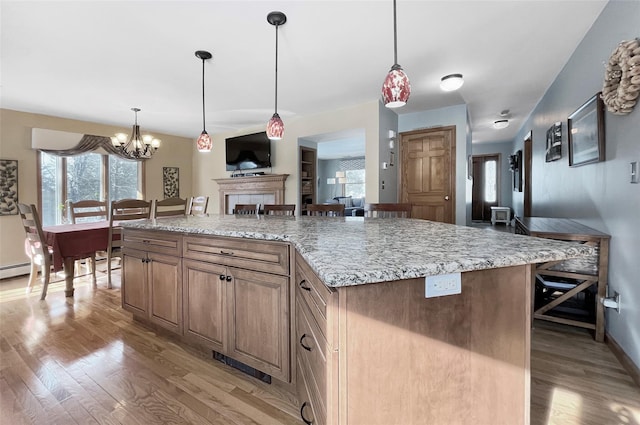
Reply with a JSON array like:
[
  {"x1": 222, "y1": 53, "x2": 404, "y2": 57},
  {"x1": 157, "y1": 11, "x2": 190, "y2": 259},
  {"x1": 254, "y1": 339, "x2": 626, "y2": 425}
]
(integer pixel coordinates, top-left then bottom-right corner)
[
  {"x1": 400, "y1": 126, "x2": 456, "y2": 223},
  {"x1": 472, "y1": 154, "x2": 500, "y2": 222},
  {"x1": 524, "y1": 132, "x2": 532, "y2": 217}
]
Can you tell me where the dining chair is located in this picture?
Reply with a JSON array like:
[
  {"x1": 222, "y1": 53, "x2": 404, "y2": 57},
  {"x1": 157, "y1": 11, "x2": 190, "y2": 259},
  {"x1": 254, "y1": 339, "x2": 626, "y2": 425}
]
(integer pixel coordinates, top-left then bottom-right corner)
[
  {"x1": 18, "y1": 203, "x2": 56, "y2": 299},
  {"x1": 233, "y1": 204, "x2": 258, "y2": 215},
  {"x1": 263, "y1": 204, "x2": 295, "y2": 216},
  {"x1": 153, "y1": 197, "x2": 187, "y2": 218},
  {"x1": 187, "y1": 196, "x2": 209, "y2": 216},
  {"x1": 107, "y1": 199, "x2": 152, "y2": 288},
  {"x1": 364, "y1": 203, "x2": 412, "y2": 218},
  {"x1": 306, "y1": 204, "x2": 345, "y2": 217},
  {"x1": 69, "y1": 199, "x2": 108, "y2": 274},
  {"x1": 69, "y1": 200, "x2": 108, "y2": 223}
]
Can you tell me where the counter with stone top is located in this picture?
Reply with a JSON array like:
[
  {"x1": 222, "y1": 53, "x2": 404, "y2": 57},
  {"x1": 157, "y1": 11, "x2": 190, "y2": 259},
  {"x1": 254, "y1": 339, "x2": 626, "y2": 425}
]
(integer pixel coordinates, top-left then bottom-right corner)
[{"x1": 121, "y1": 214, "x2": 592, "y2": 287}]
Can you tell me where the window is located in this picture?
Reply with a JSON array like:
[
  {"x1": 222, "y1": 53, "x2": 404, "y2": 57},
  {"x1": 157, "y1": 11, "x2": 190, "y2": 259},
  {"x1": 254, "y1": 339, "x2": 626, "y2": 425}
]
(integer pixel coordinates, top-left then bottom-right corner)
[
  {"x1": 484, "y1": 159, "x2": 497, "y2": 203},
  {"x1": 39, "y1": 152, "x2": 143, "y2": 226},
  {"x1": 345, "y1": 169, "x2": 365, "y2": 198}
]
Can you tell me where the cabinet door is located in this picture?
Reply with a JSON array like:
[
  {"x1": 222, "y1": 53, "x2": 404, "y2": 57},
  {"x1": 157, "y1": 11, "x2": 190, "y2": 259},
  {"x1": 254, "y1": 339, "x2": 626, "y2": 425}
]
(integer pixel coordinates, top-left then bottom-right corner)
[
  {"x1": 148, "y1": 251, "x2": 183, "y2": 334},
  {"x1": 122, "y1": 247, "x2": 147, "y2": 316},
  {"x1": 183, "y1": 259, "x2": 227, "y2": 352},
  {"x1": 227, "y1": 267, "x2": 290, "y2": 382}
]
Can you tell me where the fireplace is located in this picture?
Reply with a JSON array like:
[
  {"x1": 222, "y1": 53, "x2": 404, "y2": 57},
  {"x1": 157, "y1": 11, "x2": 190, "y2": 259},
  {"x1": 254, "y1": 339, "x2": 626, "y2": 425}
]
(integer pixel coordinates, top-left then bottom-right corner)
[{"x1": 214, "y1": 174, "x2": 289, "y2": 215}]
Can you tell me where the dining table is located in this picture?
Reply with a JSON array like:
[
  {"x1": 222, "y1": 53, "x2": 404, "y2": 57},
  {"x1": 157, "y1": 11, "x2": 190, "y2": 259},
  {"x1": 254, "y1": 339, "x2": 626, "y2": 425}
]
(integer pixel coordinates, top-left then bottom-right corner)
[{"x1": 42, "y1": 220, "x2": 111, "y2": 297}]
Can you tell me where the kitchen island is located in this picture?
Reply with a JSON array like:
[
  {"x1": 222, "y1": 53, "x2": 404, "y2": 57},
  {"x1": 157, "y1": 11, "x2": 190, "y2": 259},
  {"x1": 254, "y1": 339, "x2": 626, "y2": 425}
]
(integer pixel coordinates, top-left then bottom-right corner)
[{"x1": 120, "y1": 215, "x2": 593, "y2": 425}]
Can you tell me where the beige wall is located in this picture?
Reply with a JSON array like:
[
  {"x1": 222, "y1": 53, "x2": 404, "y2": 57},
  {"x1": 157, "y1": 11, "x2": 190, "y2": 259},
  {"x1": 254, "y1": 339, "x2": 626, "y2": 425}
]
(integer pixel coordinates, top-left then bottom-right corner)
[
  {"x1": 193, "y1": 101, "x2": 381, "y2": 214},
  {"x1": 0, "y1": 109, "x2": 193, "y2": 273}
]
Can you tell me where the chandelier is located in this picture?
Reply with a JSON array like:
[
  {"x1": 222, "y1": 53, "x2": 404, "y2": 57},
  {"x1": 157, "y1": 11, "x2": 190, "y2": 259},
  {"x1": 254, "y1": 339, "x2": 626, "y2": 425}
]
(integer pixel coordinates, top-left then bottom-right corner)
[{"x1": 111, "y1": 108, "x2": 160, "y2": 159}]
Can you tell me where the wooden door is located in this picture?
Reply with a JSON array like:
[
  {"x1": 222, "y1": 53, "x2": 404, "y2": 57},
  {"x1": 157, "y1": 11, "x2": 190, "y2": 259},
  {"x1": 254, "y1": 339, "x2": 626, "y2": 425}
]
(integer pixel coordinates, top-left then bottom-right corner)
[
  {"x1": 121, "y1": 247, "x2": 147, "y2": 316},
  {"x1": 400, "y1": 127, "x2": 456, "y2": 223},
  {"x1": 148, "y1": 252, "x2": 182, "y2": 334},
  {"x1": 228, "y1": 267, "x2": 290, "y2": 382},
  {"x1": 182, "y1": 259, "x2": 227, "y2": 352},
  {"x1": 472, "y1": 154, "x2": 500, "y2": 221}
]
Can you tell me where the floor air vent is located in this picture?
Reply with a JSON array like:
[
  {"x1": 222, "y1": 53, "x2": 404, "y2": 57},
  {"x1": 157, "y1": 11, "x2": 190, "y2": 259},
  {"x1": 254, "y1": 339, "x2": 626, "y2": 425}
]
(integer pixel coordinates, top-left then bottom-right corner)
[{"x1": 213, "y1": 351, "x2": 271, "y2": 384}]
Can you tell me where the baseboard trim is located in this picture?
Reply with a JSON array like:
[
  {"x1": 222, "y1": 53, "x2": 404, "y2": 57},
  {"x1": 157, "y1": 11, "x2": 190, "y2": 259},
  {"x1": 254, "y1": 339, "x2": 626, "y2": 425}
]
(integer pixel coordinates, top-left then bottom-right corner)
[
  {"x1": 606, "y1": 332, "x2": 640, "y2": 388},
  {"x1": 0, "y1": 263, "x2": 31, "y2": 280}
]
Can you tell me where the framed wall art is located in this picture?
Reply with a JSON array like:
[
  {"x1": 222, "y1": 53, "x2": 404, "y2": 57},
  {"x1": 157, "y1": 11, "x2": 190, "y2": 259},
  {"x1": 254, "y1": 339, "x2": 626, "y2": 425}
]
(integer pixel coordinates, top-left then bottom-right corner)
[
  {"x1": 545, "y1": 121, "x2": 562, "y2": 162},
  {"x1": 568, "y1": 93, "x2": 605, "y2": 167},
  {"x1": 162, "y1": 167, "x2": 180, "y2": 198},
  {"x1": 0, "y1": 159, "x2": 19, "y2": 215}
]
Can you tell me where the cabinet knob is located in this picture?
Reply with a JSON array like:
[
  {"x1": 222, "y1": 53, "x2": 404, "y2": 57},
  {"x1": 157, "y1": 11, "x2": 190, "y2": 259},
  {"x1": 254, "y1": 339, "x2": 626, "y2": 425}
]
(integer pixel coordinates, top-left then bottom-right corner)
[
  {"x1": 219, "y1": 274, "x2": 226, "y2": 281},
  {"x1": 299, "y1": 279, "x2": 311, "y2": 291},
  {"x1": 226, "y1": 275, "x2": 232, "y2": 282},
  {"x1": 299, "y1": 334, "x2": 312, "y2": 351},
  {"x1": 300, "y1": 402, "x2": 314, "y2": 425}
]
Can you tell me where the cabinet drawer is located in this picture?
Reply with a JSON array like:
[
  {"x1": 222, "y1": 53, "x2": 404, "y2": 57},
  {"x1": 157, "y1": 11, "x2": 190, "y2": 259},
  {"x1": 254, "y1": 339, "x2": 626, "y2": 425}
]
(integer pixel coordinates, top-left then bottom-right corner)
[
  {"x1": 123, "y1": 230, "x2": 182, "y2": 256},
  {"x1": 297, "y1": 297, "x2": 329, "y2": 412},
  {"x1": 183, "y1": 236, "x2": 289, "y2": 276},
  {"x1": 295, "y1": 252, "x2": 337, "y2": 347},
  {"x1": 297, "y1": 354, "x2": 326, "y2": 425}
]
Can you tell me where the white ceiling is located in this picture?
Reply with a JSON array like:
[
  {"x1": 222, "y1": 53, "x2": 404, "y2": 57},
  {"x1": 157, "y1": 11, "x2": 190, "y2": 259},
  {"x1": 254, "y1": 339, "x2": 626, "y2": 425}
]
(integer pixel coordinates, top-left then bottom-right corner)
[{"x1": 1, "y1": 1, "x2": 608, "y2": 145}]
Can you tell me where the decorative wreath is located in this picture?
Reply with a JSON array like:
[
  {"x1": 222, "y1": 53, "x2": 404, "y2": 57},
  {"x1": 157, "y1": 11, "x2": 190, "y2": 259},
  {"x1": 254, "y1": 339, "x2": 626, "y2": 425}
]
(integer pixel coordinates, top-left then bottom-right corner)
[{"x1": 601, "y1": 38, "x2": 640, "y2": 115}]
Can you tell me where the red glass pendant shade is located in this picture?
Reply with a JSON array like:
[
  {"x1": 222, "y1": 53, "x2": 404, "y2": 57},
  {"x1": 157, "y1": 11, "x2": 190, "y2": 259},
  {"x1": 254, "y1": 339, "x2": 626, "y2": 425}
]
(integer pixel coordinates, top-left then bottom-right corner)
[
  {"x1": 382, "y1": 64, "x2": 411, "y2": 108},
  {"x1": 267, "y1": 113, "x2": 284, "y2": 140},
  {"x1": 196, "y1": 130, "x2": 212, "y2": 152}
]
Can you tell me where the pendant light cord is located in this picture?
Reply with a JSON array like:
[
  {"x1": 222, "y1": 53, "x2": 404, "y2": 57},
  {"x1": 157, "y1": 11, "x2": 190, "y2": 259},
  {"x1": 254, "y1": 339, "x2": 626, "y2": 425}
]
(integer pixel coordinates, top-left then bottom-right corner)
[
  {"x1": 274, "y1": 23, "x2": 279, "y2": 114},
  {"x1": 201, "y1": 58, "x2": 206, "y2": 132},
  {"x1": 393, "y1": 0, "x2": 398, "y2": 65}
]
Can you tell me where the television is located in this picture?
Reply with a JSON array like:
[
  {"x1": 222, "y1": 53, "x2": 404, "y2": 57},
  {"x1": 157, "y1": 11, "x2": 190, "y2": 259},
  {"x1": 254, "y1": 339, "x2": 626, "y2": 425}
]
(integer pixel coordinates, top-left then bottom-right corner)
[{"x1": 225, "y1": 131, "x2": 272, "y2": 171}]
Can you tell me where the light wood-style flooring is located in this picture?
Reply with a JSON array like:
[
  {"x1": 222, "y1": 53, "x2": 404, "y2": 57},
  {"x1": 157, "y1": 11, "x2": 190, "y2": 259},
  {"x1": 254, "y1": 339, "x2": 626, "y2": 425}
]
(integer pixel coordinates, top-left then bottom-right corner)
[{"x1": 1, "y1": 265, "x2": 638, "y2": 425}]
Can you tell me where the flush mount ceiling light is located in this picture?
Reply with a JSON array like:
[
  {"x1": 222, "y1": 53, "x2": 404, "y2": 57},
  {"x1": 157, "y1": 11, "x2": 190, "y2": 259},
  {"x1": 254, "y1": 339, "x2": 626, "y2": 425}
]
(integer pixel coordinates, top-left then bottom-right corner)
[
  {"x1": 266, "y1": 11, "x2": 287, "y2": 141},
  {"x1": 439, "y1": 74, "x2": 464, "y2": 91},
  {"x1": 381, "y1": 0, "x2": 411, "y2": 108},
  {"x1": 493, "y1": 119, "x2": 510, "y2": 129},
  {"x1": 111, "y1": 108, "x2": 160, "y2": 159},
  {"x1": 195, "y1": 50, "x2": 213, "y2": 152}
]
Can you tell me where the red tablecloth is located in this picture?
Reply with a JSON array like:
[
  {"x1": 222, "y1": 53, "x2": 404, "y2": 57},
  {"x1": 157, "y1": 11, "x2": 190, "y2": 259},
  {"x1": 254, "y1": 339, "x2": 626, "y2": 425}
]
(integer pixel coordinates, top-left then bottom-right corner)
[{"x1": 43, "y1": 221, "x2": 110, "y2": 271}]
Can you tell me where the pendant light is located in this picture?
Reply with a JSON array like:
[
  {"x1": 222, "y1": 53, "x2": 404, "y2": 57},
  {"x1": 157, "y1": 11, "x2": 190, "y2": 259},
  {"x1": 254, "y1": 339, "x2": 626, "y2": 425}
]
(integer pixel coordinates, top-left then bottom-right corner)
[
  {"x1": 195, "y1": 50, "x2": 213, "y2": 152},
  {"x1": 382, "y1": 0, "x2": 411, "y2": 108},
  {"x1": 111, "y1": 108, "x2": 160, "y2": 159},
  {"x1": 266, "y1": 11, "x2": 287, "y2": 140}
]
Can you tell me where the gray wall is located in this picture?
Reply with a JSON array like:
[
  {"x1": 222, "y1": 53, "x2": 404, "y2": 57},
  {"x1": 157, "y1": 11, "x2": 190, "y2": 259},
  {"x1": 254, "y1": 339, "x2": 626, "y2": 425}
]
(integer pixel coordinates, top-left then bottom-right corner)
[
  {"x1": 512, "y1": 0, "x2": 640, "y2": 368},
  {"x1": 399, "y1": 104, "x2": 471, "y2": 225},
  {"x1": 318, "y1": 159, "x2": 341, "y2": 202},
  {"x1": 472, "y1": 141, "x2": 514, "y2": 211}
]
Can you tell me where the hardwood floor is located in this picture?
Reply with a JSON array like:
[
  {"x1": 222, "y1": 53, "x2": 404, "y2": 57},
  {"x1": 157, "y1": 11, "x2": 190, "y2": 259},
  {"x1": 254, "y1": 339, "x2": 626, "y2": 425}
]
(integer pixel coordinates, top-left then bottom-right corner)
[{"x1": 1, "y1": 265, "x2": 638, "y2": 424}]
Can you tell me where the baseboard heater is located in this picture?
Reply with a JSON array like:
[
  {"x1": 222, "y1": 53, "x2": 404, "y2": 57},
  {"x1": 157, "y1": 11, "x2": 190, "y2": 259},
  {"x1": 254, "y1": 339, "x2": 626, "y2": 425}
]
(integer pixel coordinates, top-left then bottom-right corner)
[
  {"x1": 0, "y1": 263, "x2": 31, "y2": 280},
  {"x1": 212, "y1": 351, "x2": 271, "y2": 384}
]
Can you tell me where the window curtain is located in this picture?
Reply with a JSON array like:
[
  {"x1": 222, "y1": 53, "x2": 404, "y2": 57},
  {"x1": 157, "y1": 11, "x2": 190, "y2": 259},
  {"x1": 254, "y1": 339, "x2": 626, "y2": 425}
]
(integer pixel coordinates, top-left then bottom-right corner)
[{"x1": 38, "y1": 134, "x2": 144, "y2": 161}]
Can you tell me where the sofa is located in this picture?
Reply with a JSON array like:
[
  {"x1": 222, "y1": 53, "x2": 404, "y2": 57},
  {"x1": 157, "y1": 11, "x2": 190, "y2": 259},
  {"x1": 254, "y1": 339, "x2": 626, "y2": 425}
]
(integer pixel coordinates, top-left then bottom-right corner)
[{"x1": 328, "y1": 196, "x2": 365, "y2": 216}]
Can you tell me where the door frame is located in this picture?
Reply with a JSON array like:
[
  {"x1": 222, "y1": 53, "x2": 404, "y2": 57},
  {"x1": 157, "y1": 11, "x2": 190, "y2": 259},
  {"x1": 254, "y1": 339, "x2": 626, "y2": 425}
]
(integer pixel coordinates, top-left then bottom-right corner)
[
  {"x1": 398, "y1": 126, "x2": 456, "y2": 223},
  {"x1": 471, "y1": 153, "x2": 502, "y2": 222}
]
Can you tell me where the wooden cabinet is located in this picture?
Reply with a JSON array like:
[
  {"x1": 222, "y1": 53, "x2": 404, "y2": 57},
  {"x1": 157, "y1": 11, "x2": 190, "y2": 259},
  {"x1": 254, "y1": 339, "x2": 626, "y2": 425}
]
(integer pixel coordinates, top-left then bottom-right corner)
[
  {"x1": 183, "y1": 235, "x2": 291, "y2": 382},
  {"x1": 515, "y1": 216, "x2": 610, "y2": 341},
  {"x1": 122, "y1": 230, "x2": 183, "y2": 335},
  {"x1": 294, "y1": 251, "x2": 532, "y2": 425},
  {"x1": 300, "y1": 146, "x2": 317, "y2": 215}
]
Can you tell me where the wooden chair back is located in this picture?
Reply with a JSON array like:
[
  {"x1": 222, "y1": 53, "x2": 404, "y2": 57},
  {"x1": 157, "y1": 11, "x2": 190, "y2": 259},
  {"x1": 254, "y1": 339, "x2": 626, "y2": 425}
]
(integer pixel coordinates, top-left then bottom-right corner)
[
  {"x1": 264, "y1": 204, "x2": 295, "y2": 216},
  {"x1": 154, "y1": 197, "x2": 187, "y2": 218},
  {"x1": 234, "y1": 204, "x2": 258, "y2": 215},
  {"x1": 364, "y1": 203, "x2": 412, "y2": 218},
  {"x1": 69, "y1": 200, "x2": 108, "y2": 223},
  {"x1": 307, "y1": 204, "x2": 345, "y2": 217},
  {"x1": 187, "y1": 196, "x2": 209, "y2": 216},
  {"x1": 18, "y1": 203, "x2": 53, "y2": 299},
  {"x1": 107, "y1": 199, "x2": 151, "y2": 288}
]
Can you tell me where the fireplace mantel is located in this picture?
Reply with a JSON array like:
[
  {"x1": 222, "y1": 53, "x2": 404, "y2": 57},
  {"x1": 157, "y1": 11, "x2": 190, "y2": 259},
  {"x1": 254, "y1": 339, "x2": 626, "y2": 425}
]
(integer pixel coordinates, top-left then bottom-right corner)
[{"x1": 214, "y1": 174, "x2": 289, "y2": 215}]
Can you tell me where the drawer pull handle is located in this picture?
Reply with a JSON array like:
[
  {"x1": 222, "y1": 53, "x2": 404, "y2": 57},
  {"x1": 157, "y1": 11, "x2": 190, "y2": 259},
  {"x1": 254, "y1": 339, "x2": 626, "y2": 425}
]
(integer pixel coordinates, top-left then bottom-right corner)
[
  {"x1": 226, "y1": 275, "x2": 232, "y2": 282},
  {"x1": 299, "y1": 334, "x2": 312, "y2": 351},
  {"x1": 299, "y1": 279, "x2": 311, "y2": 291},
  {"x1": 219, "y1": 274, "x2": 226, "y2": 281},
  {"x1": 142, "y1": 239, "x2": 150, "y2": 244},
  {"x1": 219, "y1": 250, "x2": 234, "y2": 256},
  {"x1": 300, "y1": 402, "x2": 314, "y2": 425}
]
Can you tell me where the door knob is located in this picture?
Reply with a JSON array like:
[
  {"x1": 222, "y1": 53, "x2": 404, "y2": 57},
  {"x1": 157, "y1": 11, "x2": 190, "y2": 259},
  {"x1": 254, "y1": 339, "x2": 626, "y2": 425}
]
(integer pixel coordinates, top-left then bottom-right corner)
[{"x1": 444, "y1": 195, "x2": 450, "y2": 201}]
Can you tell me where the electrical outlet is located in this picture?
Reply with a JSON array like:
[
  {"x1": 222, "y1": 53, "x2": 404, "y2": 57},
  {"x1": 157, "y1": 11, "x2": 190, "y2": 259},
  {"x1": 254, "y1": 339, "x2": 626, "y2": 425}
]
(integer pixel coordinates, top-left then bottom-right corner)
[{"x1": 425, "y1": 273, "x2": 462, "y2": 298}]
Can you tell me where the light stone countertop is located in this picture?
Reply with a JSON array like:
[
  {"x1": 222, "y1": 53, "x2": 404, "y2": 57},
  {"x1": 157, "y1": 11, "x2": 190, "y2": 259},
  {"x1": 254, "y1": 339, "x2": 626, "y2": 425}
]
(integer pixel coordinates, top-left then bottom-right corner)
[{"x1": 121, "y1": 215, "x2": 594, "y2": 288}]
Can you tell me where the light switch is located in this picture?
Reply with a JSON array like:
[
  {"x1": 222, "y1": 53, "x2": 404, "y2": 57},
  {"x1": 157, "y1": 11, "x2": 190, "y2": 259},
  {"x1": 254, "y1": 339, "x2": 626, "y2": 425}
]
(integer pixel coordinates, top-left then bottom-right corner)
[{"x1": 631, "y1": 161, "x2": 638, "y2": 184}]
